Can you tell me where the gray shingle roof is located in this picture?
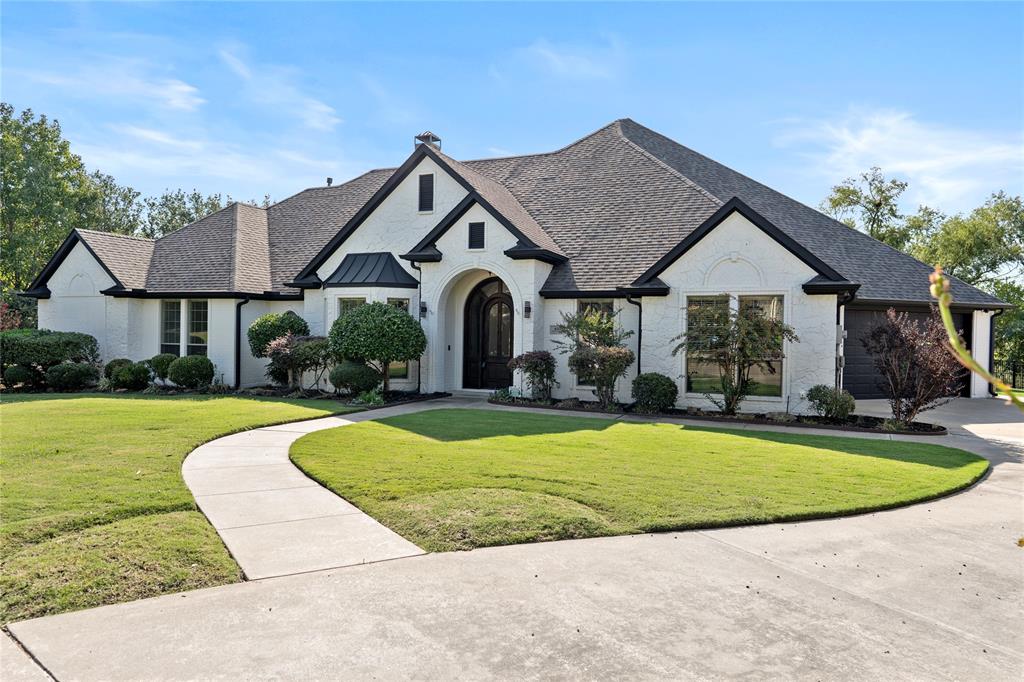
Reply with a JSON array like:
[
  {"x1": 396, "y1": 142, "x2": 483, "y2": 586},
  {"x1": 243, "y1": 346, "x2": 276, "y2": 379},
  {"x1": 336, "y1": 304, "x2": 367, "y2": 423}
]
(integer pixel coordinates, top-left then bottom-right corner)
[
  {"x1": 61, "y1": 119, "x2": 1004, "y2": 308},
  {"x1": 76, "y1": 230, "x2": 154, "y2": 290}
]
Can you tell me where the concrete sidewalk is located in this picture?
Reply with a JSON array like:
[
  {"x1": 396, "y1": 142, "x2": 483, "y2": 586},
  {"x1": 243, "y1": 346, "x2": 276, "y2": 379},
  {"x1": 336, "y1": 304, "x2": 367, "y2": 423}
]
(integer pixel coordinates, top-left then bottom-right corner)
[{"x1": 182, "y1": 398, "x2": 479, "y2": 579}]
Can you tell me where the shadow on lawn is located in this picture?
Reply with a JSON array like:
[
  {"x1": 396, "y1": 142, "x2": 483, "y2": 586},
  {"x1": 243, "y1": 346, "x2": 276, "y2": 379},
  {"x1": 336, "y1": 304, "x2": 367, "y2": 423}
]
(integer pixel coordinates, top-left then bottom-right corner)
[
  {"x1": 680, "y1": 424, "x2": 987, "y2": 470},
  {"x1": 376, "y1": 408, "x2": 618, "y2": 441}
]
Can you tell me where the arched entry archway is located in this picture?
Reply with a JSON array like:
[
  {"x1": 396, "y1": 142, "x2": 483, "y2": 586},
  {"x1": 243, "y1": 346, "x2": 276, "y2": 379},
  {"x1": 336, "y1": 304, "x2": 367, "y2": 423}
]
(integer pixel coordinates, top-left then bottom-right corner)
[{"x1": 463, "y1": 277, "x2": 513, "y2": 389}]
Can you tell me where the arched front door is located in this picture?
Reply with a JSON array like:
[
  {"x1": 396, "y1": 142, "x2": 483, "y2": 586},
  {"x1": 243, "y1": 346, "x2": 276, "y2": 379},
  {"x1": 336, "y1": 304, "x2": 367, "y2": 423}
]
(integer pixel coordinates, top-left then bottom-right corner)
[{"x1": 463, "y1": 277, "x2": 513, "y2": 389}]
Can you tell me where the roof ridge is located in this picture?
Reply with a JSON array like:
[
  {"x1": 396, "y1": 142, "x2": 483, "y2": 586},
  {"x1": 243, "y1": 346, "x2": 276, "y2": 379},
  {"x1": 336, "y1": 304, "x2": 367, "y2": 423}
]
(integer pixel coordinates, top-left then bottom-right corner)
[
  {"x1": 156, "y1": 201, "x2": 238, "y2": 241},
  {"x1": 75, "y1": 228, "x2": 154, "y2": 243},
  {"x1": 611, "y1": 122, "x2": 724, "y2": 208},
  {"x1": 459, "y1": 119, "x2": 625, "y2": 165}
]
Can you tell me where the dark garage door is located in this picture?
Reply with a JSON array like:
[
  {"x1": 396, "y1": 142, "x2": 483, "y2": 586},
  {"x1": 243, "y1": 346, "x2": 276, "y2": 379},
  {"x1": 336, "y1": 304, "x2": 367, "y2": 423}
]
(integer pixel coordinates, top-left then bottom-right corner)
[{"x1": 843, "y1": 308, "x2": 971, "y2": 399}]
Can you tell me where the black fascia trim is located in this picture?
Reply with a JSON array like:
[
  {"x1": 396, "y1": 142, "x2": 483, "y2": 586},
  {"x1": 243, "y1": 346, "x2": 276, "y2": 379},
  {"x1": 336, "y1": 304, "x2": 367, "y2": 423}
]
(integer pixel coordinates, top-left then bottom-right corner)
[
  {"x1": 26, "y1": 229, "x2": 127, "y2": 294},
  {"x1": 294, "y1": 144, "x2": 478, "y2": 282},
  {"x1": 285, "y1": 275, "x2": 323, "y2": 289},
  {"x1": 101, "y1": 288, "x2": 303, "y2": 301},
  {"x1": 503, "y1": 245, "x2": 568, "y2": 265},
  {"x1": 18, "y1": 287, "x2": 52, "y2": 299},
  {"x1": 400, "y1": 248, "x2": 443, "y2": 263},
  {"x1": 847, "y1": 297, "x2": 1011, "y2": 312},
  {"x1": 616, "y1": 282, "x2": 670, "y2": 297},
  {"x1": 802, "y1": 279, "x2": 861, "y2": 296},
  {"x1": 323, "y1": 280, "x2": 418, "y2": 289},
  {"x1": 632, "y1": 197, "x2": 847, "y2": 286},
  {"x1": 539, "y1": 289, "x2": 633, "y2": 299}
]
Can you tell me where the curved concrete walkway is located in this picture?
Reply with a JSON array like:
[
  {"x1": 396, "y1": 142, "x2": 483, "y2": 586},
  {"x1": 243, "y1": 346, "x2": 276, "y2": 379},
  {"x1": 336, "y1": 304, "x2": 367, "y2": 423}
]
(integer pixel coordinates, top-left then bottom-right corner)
[{"x1": 182, "y1": 397, "x2": 478, "y2": 579}]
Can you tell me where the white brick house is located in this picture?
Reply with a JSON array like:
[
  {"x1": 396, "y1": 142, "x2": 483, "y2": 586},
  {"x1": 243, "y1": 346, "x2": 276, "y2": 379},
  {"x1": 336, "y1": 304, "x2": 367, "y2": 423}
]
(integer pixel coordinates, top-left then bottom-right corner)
[{"x1": 24, "y1": 120, "x2": 1007, "y2": 411}]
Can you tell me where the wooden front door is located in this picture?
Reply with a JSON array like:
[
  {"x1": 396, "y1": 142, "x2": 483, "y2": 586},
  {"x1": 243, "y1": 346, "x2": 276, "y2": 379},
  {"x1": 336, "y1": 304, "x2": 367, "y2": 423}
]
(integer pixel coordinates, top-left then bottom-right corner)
[{"x1": 463, "y1": 278, "x2": 514, "y2": 389}]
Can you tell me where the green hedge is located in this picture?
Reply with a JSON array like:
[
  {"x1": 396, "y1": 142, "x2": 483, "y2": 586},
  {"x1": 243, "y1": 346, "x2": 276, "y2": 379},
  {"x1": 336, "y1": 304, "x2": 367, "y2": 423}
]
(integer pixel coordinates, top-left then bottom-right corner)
[
  {"x1": 168, "y1": 355, "x2": 215, "y2": 389},
  {"x1": 329, "y1": 360, "x2": 381, "y2": 394},
  {"x1": 104, "y1": 358, "x2": 134, "y2": 380},
  {"x1": 46, "y1": 362, "x2": 100, "y2": 391},
  {"x1": 0, "y1": 329, "x2": 100, "y2": 372},
  {"x1": 111, "y1": 362, "x2": 151, "y2": 390}
]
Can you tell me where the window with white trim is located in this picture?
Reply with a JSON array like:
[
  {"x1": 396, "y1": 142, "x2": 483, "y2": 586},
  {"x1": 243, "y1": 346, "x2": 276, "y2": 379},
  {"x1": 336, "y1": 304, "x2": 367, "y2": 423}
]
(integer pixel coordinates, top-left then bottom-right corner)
[
  {"x1": 739, "y1": 295, "x2": 784, "y2": 397},
  {"x1": 187, "y1": 301, "x2": 208, "y2": 356},
  {"x1": 160, "y1": 300, "x2": 180, "y2": 356},
  {"x1": 338, "y1": 297, "x2": 366, "y2": 319}
]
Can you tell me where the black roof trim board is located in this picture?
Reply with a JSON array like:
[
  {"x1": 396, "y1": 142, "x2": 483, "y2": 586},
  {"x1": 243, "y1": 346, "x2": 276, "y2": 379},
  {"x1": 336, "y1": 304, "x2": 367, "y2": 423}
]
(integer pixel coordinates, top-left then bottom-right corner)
[
  {"x1": 632, "y1": 197, "x2": 849, "y2": 287},
  {"x1": 101, "y1": 288, "x2": 302, "y2": 301},
  {"x1": 802, "y1": 276, "x2": 861, "y2": 297},
  {"x1": 503, "y1": 245, "x2": 568, "y2": 265},
  {"x1": 323, "y1": 252, "x2": 418, "y2": 289},
  {"x1": 23, "y1": 229, "x2": 127, "y2": 295},
  {"x1": 846, "y1": 298, "x2": 1011, "y2": 312}
]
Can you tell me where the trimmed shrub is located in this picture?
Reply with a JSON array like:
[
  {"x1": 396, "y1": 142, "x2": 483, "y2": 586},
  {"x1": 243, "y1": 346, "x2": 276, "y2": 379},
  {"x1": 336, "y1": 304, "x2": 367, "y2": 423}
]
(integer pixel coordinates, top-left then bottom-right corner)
[
  {"x1": 508, "y1": 351, "x2": 558, "y2": 401},
  {"x1": 806, "y1": 384, "x2": 856, "y2": 421},
  {"x1": 111, "y1": 362, "x2": 151, "y2": 390},
  {"x1": 45, "y1": 362, "x2": 100, "y2": 391},
  {"x1": 330, "y1": 360, "x2": 381, "y2": 395},
  {"x1": 147, "y1": 353, "x2": 177, "y2": 382},
  {"x1": 328, "y1": 302, "x2": 426, "y2": 391},
  {"x1": 632, "y1": 373, "x2": 678, "y2": 414},
  {"x1": 248, "y1": 312, "x2": 310, "y2": 358},
  {"x1": 265, "y1": 360, "x2": 289, "y2": 386},
  {"x1": 104, "y1": 358, "x2": 133, "y2": 380},
  {"x1": 167, "y1": 355, "x2": 215, "y2": 389},
  {"x1": 354, "y1": 388, "x2": 385, "y2": 407},
  {"x1": 3, "y1": 364, "x2": 36, "y2": 388},
  {"x1": 0, "y1": 329, "x2": 99, "y2": 371}
]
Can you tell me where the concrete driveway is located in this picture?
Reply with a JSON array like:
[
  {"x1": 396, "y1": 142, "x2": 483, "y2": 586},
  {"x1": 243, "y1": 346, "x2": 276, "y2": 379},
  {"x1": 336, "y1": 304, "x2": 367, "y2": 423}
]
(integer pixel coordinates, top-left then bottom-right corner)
[{"x1": 4, "y1": 399, "x2": 1022, "y2": 681}]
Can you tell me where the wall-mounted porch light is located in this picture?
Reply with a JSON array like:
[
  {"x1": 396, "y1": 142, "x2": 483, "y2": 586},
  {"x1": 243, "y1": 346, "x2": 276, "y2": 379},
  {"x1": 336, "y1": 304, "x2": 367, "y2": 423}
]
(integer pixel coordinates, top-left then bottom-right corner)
[
  {"x1": 524, "y1": 301, "x2": 532, "y2": 319},
  {"x1": 419, "y1": 302, "x2": 428, "y2": 318}
]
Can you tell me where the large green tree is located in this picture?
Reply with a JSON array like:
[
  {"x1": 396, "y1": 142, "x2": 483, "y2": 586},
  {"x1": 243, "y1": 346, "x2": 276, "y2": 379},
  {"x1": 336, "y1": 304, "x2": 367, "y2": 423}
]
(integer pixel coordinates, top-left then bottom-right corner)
[
  {"x1": 139, "y1": 188, "x2": 226, "y2": 238},
  {"x1": 1, "y1": 104, "x2": 99, "y2": 293},
  {"x1": 821, "y1": 167, "x2": 911, "y2": 250}
]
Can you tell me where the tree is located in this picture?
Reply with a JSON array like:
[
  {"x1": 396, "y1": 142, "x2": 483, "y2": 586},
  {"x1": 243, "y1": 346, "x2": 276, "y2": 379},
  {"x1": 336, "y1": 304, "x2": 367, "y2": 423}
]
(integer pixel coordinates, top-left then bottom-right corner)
[
  {"x1": 328, "y1": 302, "x2": 426, "y2": 392},
  {"x1": 266, "y1": 333, "x2": 329, "y2": 390},
  {"x1": 990, "y1": 280, "x2": 1024, "y2": 371},
  {"x1": 140, "y1": 188, "x2": 225, "y2": 238},
  {"x1": 508, "y1": 350, "x2": 558, "y2": 401},
  {"x1": 861, "y1": 308, "x2": 964, "y2": 425},
  {"x1": 821, "y1": 167, "x2": 911, "y2": 250},
  {"x1": 552, "y1": 308, "x2": 634, "y2": 409},
  {"x1": 672, "y1": 297, "x2": 798, "y2": 415},
  {"x1": 0, "y1": 104, "x2": 100, "y2": 294},
  {"x1": 247, "y1": 311, "x2": 310, "y2": 359},
  {"x1": 89, "y1": 172, "x2": 142, "y2": 235},
  {"x1": 909, "y1": 192, "x2": 1023, "y2": 287}
]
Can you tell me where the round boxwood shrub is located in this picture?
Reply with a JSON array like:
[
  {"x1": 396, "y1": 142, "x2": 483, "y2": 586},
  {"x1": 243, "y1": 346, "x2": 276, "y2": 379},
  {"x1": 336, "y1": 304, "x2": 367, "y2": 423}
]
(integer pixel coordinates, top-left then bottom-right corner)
[
  {"x1": 104, "y1": 358, "x2": 133, "y2": 380},
  {"x1": 329, "y1": 360, "x2": 381, "y2": 395},
  {"x1": 147, "y1": 353, "x2": 178, "y2": 382},
  {"x1": 45, "y1": 362, "x2": 100, "y2": 391},
  {"x1": 3, "y1": 364, "x2": 36, "y2": 389},
  {"x1": 247, "y1": 312, "x2": 310, "y2": 358},
  {"x1": 111, "y1": 362, "x2": 151, "y2": 390},
  {"x1": 167, "y1": 355, "x2": 215, "y2": 389},
  {"x1": 806, "y1": 384, "x2": 856, "y2": 421},
  {"x1": 631, "y1": 372, "x2": 679, "y2": 414}
]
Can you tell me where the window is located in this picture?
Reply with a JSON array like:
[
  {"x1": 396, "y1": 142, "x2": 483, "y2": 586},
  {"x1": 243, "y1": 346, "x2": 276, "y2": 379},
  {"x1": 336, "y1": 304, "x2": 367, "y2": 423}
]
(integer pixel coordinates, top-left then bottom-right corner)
[
  {"x1": 187, "y1": 300, "x2": 208, "y2": 356},
  {"x1": 338, "y1": 297, "x2": 366, "y2": 319},
  {"x1": 739, "y1": 295, "x2": 784, "y2": 397},
  {"x1": 160, "y1": 300, "x2": 180, "y2": 356},
  {"x1": 685, "y1": 296, "x2": 729, "y2": 394},
  {"x1": 468, "y1": 222, "x2": 485, "y2": 249},
  {"x1": 418, "y1": 174, "x2": 434, "y2": 212},
  {"x1": 575, "y1": 299, "x2": 615, "y2": 386},
  {"x1": 387, "y1": 298, "x2": 410, "y2": 379},
  {"x1": 684, "y1": 294, "x2": 785, "y2": 397}
]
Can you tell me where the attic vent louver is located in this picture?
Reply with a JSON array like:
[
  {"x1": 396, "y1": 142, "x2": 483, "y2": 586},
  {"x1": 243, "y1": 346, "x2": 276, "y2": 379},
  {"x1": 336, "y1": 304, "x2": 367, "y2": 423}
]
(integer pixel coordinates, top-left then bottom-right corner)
[{"x1": 414, "y1": 131, "x2": 441, "y2": 150}]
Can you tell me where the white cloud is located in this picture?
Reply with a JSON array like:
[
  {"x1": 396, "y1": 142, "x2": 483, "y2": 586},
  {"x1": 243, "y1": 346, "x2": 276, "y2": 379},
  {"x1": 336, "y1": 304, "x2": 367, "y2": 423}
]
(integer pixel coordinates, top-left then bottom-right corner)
[
  {"x1": 774, "y1": 108, "x2": 1024, "y2": 212},
  {"x1": 19, "y1": 65, "x2": 204, "y2": 111},
  {"x1": 493, "y1": 35, "x2": 626, "y2": 81},
  {"x1": 218, "y1": 46, "x2": 342, "y2": 132}
]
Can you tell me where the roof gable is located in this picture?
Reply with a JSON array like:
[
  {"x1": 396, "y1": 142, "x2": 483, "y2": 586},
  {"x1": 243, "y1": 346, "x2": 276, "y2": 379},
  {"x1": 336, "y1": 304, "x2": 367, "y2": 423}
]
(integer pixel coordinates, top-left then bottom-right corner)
[{"x1": 23, "y1": 229, "x2": 154, "y2": 298}]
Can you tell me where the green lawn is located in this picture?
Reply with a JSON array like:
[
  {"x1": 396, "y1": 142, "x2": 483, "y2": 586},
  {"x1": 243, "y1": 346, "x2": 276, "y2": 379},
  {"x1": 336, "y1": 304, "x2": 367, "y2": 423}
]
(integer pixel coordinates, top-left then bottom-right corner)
[
  {"x1": 291, "y1": 408, "x2": 988, "y2": 552},
  {"x1": 0, "y1": 393, "x2": 358, "y2": 622}
]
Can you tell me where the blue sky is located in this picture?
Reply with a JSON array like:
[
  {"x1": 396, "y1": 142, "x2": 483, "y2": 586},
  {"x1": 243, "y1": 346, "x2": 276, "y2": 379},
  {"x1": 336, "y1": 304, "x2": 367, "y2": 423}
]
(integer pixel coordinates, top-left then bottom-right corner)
[{"x1": 3, "y1": 2, "x2": 1022, "y2": 213}]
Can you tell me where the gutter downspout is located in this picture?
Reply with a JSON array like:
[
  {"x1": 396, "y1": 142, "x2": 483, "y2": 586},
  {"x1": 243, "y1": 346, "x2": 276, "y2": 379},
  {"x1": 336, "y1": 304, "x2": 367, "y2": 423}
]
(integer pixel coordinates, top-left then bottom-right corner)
[
  {"x1": 626, "y1": 295, "x2": 642, "y2": 376},
  {"x1": 234, "y1": 298, "x2": 250, "y2": 389},
  {"x1": 988, "y1": 309, "x2": 1003, "y2": 397},
  {"x1": 411, "y1": 262, "x2": 423, "y2": 394}
]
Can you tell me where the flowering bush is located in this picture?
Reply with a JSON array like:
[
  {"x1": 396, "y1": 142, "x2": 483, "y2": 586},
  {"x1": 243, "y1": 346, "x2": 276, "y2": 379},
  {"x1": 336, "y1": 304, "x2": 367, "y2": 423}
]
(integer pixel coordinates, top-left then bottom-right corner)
[{"x1": 508, "y1": 350, "x2": 558, "y2": 401}]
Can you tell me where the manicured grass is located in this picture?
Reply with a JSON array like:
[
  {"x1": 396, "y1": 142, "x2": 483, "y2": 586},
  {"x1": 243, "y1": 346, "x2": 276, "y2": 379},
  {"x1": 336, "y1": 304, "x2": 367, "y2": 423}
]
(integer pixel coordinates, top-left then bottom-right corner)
[
  {"x1": 0, "y1": 393, "x2": 358, "y2": 622},
  {"x1": 291, "y1": 408, "x2": 988, "y2": 552}
]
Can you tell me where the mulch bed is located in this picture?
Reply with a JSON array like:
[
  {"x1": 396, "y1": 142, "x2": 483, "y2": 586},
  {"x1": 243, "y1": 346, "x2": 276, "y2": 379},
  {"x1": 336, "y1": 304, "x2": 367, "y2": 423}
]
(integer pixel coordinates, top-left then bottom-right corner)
[{"x1": 487, "y1": 397, "x2": 947, "y2": 436}]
